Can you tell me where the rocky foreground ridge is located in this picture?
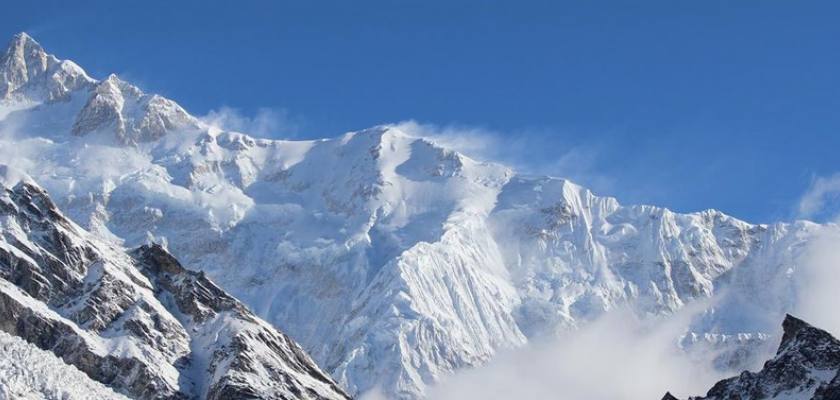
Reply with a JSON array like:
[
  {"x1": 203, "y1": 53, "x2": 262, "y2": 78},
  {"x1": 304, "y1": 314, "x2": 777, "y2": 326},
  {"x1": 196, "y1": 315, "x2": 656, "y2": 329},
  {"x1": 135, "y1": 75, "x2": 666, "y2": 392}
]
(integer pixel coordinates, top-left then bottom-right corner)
[
  {"x1": 0, "y1": 165, "x2": 349, "y2": 399},
  {"x1": 663, "y1": 315, "x2": 840, "y2": 400}
]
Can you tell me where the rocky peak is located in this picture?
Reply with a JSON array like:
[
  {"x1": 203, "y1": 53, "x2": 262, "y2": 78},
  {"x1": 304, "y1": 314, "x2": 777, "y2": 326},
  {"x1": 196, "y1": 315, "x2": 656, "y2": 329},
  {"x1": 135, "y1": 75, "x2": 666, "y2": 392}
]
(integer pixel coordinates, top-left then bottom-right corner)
[
  {"x1": 663, "y1": 315, "x2": 840, "y2": 400},
  {"x1": 0, "y1": 33, "x2": 193, "y2": 143},
  {"x1": 0, "y1": 32, "x2": 93, "y2": 102},
  {"x1": 131, "y1": 243, "x2": 242, "y2": 323},
  {"x1": 1, "y1": 33, "x2": 48, "y2": 97},
  {"x1": 780, "y1": 313, "x2": 812, "y2": 350},
  {"x1": 72, "y1": 73, "x2": 198, "y2": 144}
]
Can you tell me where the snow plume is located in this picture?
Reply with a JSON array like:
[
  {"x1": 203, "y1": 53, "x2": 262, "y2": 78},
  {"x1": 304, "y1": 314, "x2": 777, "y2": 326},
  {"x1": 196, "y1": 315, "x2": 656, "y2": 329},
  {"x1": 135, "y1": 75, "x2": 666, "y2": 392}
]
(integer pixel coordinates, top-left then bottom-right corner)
[
  {"x1": 394, "y1": 120, "x2": 500, "y2": 161},
  {"x1": 422, "y1": 306, "x2": 726, "y2": 400},
  {"x1": 792, "y1": 225, "x2": 840, "y2": 337},
  {"x1": 392, "y1": 120, "x2": 616, "y2": 195},
  {"x1": 791, "y1": 174, "x2": 840, "y2": 336},
  {"x1": 200, "y1": 106, "x2": 300, "y2": 138},
  {"x1": 797, "y1": 173, "x2": 840, "y2": 221},
  {"x1": 0, "y1": 108, "x2": 44, "y2": 172}
]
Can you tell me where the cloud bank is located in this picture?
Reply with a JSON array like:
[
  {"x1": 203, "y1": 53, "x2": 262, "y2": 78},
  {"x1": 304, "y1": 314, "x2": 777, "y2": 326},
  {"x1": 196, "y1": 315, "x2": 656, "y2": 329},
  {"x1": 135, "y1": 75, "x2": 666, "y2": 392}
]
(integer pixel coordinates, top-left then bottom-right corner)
[{"x1": 424, "y1": 307, "x2": 725, "y2": 400}]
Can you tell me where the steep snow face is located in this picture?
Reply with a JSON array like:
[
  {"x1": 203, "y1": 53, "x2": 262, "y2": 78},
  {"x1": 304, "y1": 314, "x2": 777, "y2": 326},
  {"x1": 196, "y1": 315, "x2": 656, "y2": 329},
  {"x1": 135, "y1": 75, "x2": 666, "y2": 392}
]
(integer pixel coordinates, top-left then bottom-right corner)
[
  {"x1": 0, "y1": 33, "x2": 836, "y2": 399},
  {"x1": 490, "y1": 176, "x2": 828, "y2": 337},
  {"x1": 0, "y1": 330, "x2": 129, "y2": 400},
  {"x1": 0, "y1": 165, "x2": 349, "y2": 400},
  {"x1": 664, "y1": 315, "x2": 840, "y2": 400}
]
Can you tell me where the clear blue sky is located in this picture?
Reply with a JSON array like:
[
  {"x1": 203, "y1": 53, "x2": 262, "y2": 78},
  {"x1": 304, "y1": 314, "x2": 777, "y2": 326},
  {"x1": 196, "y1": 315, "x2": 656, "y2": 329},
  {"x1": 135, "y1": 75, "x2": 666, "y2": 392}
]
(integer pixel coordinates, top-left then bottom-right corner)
[{"x1": 3, "y1": 0, "x2": 839, "y2": 223}]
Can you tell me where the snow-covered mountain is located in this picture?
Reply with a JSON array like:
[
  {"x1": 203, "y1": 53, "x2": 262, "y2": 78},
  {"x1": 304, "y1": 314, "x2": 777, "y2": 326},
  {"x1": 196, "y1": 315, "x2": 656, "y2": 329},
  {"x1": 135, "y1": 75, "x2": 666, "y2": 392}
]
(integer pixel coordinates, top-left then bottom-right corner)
[
  {"x1": 0, "y1": 165, "x2": 349, "y2": 399},
  {"x1": 664, "y1": 315, "x2": 840, "y2": 400},
  {"x1": 1, "y1": 32, "x2": 836, "y2": 398}
]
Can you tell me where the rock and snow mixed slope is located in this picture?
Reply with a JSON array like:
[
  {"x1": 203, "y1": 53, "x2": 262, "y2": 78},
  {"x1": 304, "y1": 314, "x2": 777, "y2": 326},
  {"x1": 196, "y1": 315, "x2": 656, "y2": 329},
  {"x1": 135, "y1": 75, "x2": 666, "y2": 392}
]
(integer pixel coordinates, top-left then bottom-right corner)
[
  {"x1": 664, "y1": 315, "x2": 840, "y2": 400},
  {"x1": 0, "y1": 330, "x2": 128, "y2": 400},
  {"x1": 1, "y1": 32, "x2": 837, "y2": 398},
  {"x1": 0, "y1": 165, "x2": 349, "y2": 399}
]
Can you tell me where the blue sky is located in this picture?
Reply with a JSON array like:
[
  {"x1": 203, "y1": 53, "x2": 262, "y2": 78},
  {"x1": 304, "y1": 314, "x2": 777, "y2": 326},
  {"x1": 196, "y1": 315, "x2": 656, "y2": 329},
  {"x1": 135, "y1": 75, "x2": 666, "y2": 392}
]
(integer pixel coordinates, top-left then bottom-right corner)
[{"x1": 2, "y1": 0, "x2": 839, "y2": 223}]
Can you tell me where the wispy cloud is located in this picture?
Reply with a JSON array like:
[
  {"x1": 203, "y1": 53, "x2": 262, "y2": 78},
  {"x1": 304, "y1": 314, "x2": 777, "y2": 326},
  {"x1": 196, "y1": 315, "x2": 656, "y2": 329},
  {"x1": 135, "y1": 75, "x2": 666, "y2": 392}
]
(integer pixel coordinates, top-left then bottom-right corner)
[
  {"x1": 792, "y1": 176, "x2": 840, "y2": 336},
  {"x1": 797, "y1": 173, "x2": 840, "y2": 220},
  {"x1": 391, "y1": 120, "x2": 617, "y2": 196},
  {"x1": 793, "y1": 227, "x2": 840, "y2": 337},
  {"x1": 200, "y1": 106, "x2": 302, "y2": 138}
]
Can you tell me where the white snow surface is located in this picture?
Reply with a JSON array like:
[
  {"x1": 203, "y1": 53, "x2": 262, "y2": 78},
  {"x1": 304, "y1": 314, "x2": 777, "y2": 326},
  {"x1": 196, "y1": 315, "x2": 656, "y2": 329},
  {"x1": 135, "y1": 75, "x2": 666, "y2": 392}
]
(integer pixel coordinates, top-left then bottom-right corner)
[
  {"x1": 1, "y1": 33, "x2": 837, "y2": 399},
  {"x1": 0, "y1": 330, "x2": 128, "y2": 400}
]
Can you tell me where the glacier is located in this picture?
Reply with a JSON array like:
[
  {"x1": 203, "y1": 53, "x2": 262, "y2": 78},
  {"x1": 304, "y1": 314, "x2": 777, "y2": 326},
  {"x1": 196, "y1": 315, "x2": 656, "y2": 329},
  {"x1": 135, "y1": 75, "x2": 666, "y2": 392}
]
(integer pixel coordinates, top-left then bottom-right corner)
[{"x1": 0, "y1": 32, "x2": 837, "y2": 399}]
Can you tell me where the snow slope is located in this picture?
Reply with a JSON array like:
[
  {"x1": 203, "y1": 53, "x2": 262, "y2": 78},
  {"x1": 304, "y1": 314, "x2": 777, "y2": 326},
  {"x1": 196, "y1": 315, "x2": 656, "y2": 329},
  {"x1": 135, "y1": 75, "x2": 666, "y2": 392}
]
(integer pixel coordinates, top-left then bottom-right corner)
[{"x1": 1, "y1": 32, "x2": 836, "y2": 398}]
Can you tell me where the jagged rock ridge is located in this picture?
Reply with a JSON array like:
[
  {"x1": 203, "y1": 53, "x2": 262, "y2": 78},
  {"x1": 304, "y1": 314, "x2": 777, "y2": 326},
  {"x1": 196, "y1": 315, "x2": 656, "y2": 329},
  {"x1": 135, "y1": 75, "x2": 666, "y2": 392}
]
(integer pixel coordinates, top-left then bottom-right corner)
[
  {"x1": 663, "y1": 315, "x2": 840, "y2": 400},
  {"x1": 0, "y1": 165, "x2": 349, "y2": 399}
]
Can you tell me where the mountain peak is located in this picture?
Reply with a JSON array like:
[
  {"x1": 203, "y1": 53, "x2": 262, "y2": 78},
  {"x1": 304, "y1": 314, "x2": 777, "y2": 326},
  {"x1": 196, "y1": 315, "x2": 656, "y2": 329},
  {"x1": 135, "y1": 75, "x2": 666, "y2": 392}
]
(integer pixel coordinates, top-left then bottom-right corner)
[
  {"x1": 5, "y1": 32, "x2": 42, "y2": 54},
  {"x1": 2, "y1": 32, "x2": 48, "y2": 71},
  {"x1": 1, "y1": 32, "x2": 93, "y2": 101},
  {"x1": 12, "y1": 32, "x2": 34, "y2": 41},
  {"x1": 780, "y1": 313, "x2": 810, "y2": 349},
  {"x1": 666, "y1": 316, "x2": 840, "y2": 400}
]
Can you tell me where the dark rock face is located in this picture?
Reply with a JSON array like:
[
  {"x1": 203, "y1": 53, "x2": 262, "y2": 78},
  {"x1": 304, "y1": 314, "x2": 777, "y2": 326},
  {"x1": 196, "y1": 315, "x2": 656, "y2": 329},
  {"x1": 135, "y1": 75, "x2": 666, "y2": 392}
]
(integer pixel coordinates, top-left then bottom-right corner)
[
  {"x1": 132, "y1": 244, "x2": 350, "y2": 400},
  {"x1": 0, "y1": 176, "x2": 350, "y2": 399},
  {"x1": 0, "y1": 180, "x2": 188, "y2": 399},
  {"x1": 663, "y1": 315, "x2": 840, "y2": 400},
  {"x1": 813, "y1": 372, "x2": 840, "y2": 400}
]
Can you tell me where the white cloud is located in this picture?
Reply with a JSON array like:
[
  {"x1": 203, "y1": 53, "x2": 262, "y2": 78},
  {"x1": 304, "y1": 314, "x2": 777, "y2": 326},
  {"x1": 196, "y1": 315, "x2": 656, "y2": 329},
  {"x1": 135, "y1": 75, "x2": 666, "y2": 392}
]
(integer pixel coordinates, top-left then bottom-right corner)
[
  {"x1": 792, "y1": 226, "x2": 840, "y2": 337},
  {"x1": 797, "y1": 173, "x2": 840, "y2": 220},
  {"x1": 391, "y1": 120, "x2": 502, "y2": 160},
  {"x1": 424, "y1": 306, "x2": 725, "y2": 400},
  {"x1": 358, "y1": 387, "x2": 388, "y2": 400},
  {"x1": 200, "y1": 106, "x2": 301, "y2": 138},
  {"x1": 791, "y1": 175, "x2": 840, "y2": 339}
]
